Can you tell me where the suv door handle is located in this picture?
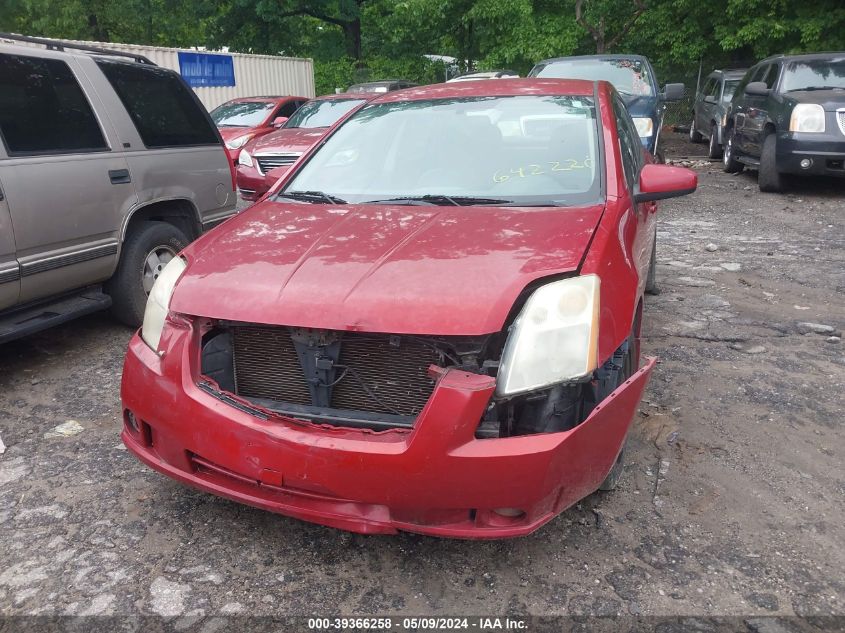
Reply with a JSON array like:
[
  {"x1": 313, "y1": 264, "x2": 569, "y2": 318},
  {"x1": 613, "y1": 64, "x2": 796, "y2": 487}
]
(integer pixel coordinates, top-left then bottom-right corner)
[{"x1": 108, "y1": 169, "x2": 131, "y2": 185}]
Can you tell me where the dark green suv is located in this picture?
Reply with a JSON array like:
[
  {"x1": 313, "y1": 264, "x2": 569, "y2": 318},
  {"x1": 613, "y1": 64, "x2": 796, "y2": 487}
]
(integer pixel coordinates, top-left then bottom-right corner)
[{"x1": 722, "y1": 53, "x2": 845, "y2": 192}]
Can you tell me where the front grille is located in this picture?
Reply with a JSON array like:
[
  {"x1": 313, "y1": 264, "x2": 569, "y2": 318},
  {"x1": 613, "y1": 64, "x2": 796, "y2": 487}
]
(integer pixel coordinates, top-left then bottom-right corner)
[
  {"x1": 231, "y1": 326, "x2": 440, "y2": 417},
  {"x1": 255, "y1": 153, "x2": 302, "y2": 175},
  {"x1": 837, "y1": 109, "x2": 845, "y2": 136}
]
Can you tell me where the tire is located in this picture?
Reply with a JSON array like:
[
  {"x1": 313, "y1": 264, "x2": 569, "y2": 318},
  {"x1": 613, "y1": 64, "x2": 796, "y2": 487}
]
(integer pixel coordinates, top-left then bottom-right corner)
[
  {"x1": 598, "y1": 334, "x2": 638, "y2": 491},
  {"x1": 689, "y1": 117, "x2": 703, "y2": 143},
  {"x1": 722, "y1": 128, "x2": 743, "y2": 173},
  {"x1": 707, "y1": 124, "x2": 723, "y2": 159},
  {"x1": 107, "y1": 221, "x2": 189, "y2": 327},
  {"x1": 645, "y1": 237, "x2": 659, "y2": 295},
  {"x1": 758, "y1": 133, "x2": 784, "y2": 193}
]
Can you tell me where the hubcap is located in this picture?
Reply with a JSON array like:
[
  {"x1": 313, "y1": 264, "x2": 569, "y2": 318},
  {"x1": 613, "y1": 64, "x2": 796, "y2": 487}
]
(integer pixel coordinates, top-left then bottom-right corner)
[{"x1": 142, "y1": 245, "x2": 176, "y2": 295}]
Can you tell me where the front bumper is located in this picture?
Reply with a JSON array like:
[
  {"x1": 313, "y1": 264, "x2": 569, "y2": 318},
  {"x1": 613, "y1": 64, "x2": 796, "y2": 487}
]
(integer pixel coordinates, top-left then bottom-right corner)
[
  {"x1": 236, "y1": 164, "x2": 269, "y2": 201},
  {"x1": 121, "y1": 322, "x2": 655, "y2": 538},
  {"x1": 776, "y1": 131, "x2": 845, "y2": 176}
]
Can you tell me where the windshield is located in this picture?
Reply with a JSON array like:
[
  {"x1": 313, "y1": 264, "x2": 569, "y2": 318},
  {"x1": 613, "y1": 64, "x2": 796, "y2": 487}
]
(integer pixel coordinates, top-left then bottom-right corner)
[
  {"x1": 211, "y1": 101, "x2": 275, "y2": 127},
  {"x1": 281, "y1": 95, "x2": 601, "y2": 207},
  {"x1": 532, "y1": 59, "x2": 653, "y2": 96},
  {"x1": 723, "y1": 80, "x2": 741, "y2": 101},
  {"x1": 782, "y1": 58, "x2": 845, "y2": 92},
  {"x1": 284, "y1": 98, "x2": 366, "y2": 129}
]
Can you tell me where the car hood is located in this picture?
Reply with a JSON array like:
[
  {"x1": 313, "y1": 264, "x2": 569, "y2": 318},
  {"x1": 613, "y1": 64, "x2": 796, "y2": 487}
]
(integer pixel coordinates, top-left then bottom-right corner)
[
  {"x1": 173, "y1": 202, "x2": 605, "y2": 335},
  {"x1": 784, "y1": 90, "x2": 845, "y2": 111},
  {"x1": 250, "y1": 127, "x2": 328, "y2": 153}
]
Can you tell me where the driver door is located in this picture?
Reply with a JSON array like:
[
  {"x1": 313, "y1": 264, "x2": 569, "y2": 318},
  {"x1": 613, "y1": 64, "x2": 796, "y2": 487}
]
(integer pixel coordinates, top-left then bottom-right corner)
[{"x1": 0, "y1": 172, "x2": 19, "y2": 311}]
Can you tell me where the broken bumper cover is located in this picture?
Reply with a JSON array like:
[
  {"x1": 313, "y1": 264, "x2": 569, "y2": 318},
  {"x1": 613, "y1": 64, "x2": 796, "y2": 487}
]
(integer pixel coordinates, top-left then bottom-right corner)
[{"x1": 121, "y1": 323, "x2": 655, "y2": 538}]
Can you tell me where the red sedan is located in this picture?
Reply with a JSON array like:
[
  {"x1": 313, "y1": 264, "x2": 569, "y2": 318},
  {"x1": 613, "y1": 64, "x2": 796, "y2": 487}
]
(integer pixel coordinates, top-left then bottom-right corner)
[
  {"x1": 210, "y1": 95, "x2": 309, "y2": 163},
  {"x1": 236, "y1": 93, "x2": 373, "y2": 200},
  {"x1": 122, "y1": 79, "x2": 696, "y2": 538}
]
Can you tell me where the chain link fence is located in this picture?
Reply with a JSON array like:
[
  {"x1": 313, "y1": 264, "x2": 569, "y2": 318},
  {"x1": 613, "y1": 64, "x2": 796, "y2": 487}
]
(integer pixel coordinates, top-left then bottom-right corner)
[{"x1": 663, "y1": 94, "x2": 695, "y2": 129}]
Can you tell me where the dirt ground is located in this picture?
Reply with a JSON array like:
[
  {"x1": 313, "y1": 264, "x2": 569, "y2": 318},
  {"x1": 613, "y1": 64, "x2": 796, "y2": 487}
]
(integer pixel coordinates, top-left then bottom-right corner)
[{"x1": 1, "y1": 132, "x2": 843, "y2": 626}]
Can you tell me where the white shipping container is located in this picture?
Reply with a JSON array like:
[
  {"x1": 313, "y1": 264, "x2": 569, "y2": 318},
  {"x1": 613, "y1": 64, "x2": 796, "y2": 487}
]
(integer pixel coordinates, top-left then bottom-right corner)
[{"x1": 4, "y1": 35, "x2": 315, "y2": 110}]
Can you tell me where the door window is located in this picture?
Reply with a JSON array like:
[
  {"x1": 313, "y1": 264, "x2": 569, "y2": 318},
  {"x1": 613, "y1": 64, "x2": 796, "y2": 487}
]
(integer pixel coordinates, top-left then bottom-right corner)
[
  {"x1": 760, "y1": 64, "x2": 779, "y2": 89},
  {"x1": 96, "y1": 59, "x2": 218, "y2": 148},
  {"x1": 0, "y1": 53, "x2": 108, "y2": 156},
  {"x1": 612, "y1": 94, "x2": 643, "y2": 190},
  {"x1": 277, "y1": 101, "x2": 300, "y2": 118}
]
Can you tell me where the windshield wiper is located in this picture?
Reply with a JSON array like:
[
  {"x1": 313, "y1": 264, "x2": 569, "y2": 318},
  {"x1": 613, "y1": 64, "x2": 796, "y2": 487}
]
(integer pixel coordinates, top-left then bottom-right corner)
[
  {"x1": 787, "y1": 86, "x2": 845, "y2": 92},
  {"x1": 364, "y1": 195, "x2": 512, "y2": 206},
  {"x1": 278, "y1": 190, "x2": 347, "y2": 204}
]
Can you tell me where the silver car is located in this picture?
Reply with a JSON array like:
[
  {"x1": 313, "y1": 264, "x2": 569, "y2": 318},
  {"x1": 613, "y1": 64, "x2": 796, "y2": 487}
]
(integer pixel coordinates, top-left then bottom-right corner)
[
  {"x1": 0, "y1": 35, "x2": 236, "y2": 343},
  {"x1": 689, "y1": 68, "x2": 747, "y2": 158}
]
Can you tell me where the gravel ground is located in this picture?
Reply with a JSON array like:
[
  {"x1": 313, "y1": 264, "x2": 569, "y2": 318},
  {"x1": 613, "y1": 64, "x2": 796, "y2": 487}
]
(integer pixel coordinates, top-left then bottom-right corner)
[{"x1": 1, "y1": 132, "x2": 843, "y2": 626}]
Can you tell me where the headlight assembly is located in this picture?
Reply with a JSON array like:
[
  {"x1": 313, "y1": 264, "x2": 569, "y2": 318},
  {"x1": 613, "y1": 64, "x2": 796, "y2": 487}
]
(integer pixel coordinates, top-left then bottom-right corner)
[
  {"x1": 238, "y1": 149, "x2": 254, "y2": 168},
  {"x1": 789, "y1": 104, "x2": 825, "y2": 133},
  {"x1": 226, "y1": 133, "x2": 255, "y2": 150},
  {"x1": 632, "y1": 117, "x2": 654, "y2": 138},
  {"x1": 496, "y1": 275, "x2": 600, "y2": 397},
  {"x1": 141, "y1": 256, "x2": 187, "y2": 351}
]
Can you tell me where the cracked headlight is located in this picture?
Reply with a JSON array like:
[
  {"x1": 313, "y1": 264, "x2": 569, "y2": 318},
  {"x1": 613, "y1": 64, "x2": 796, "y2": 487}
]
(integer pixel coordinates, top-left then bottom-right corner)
[
  {"x1": 238, "y1": 149, "x2": 253, "y2": 168},
  {"x1": 141, "y1": 257, "x2": 186, "y2": 351},
  {"x1": 633, "y1": 117, "x2": 654, "y2": 138},
  {"x1": 496, "y1": 275, "x2": 600, "y2": 397}
]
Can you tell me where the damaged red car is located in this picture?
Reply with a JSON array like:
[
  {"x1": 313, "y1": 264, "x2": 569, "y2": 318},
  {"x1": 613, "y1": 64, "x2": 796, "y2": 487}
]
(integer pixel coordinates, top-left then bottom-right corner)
[{"x1": 121, "y1": 79, "x2": 697, "y2": 538}]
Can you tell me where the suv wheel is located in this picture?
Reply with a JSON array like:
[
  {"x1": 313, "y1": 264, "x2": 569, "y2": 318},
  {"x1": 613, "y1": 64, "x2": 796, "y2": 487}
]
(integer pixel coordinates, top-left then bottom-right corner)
[
  {"x1": 707, "y1": 124, "x2": 723, "y2": 159},
  {"x1": 689, "y1": 118, "x2": 703, "y2": 143},
  {"x1": 758, "y1": 133, "x2": 784, "y2": 193},
  {"x1": 107, "y1": 221, "x2": 189, "y2": 327},
  {"x1": 722, "y1": 129, "x2": 743, "y2": 173}
]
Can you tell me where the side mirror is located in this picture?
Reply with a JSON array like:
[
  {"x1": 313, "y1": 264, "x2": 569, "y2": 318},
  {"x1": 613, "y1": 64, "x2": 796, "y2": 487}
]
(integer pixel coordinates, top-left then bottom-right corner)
[
  {"x1": 662, "y1": 83, "x2": 685, "y2": 102},
  {"x1": 703, "y1": 95, "x2": 718, "y2": 104},
  {"x1": 744, "y1": 81, "x2": 770, "y2": 97},
  {"x1": 634, "y1": 164, "x2": 697, "y2": 203},
  {"x1": 272, "y1": 116, "x2": 289, "y2": 127}
]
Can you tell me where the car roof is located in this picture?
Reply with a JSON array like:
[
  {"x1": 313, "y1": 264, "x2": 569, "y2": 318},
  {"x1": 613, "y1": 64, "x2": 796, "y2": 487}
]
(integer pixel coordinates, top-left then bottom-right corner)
[
  {"x1": 224, "y1": 96, "x2": 304, "y2": 104},
  {"x1": 371, "y1": 78, "x2": 597, "y2": 103},
  {"x1": 311, "y1": 92, "x2": 378, "y2": 101},
  {"x1": 709, "y1": 69, "x2": 748, "y2": 78},
  {"x1": 758, "y1": 52, "x2": 845, "y2": 63},
  {"x1": 536, "y1": 54, "x2": 651, "y2": 65},
  {"x1": 349, "y1": 80, "x2": 409, "y2": 87},
  {"x1": 451, "y1": 70, "x2": 519, "y2": 79}
]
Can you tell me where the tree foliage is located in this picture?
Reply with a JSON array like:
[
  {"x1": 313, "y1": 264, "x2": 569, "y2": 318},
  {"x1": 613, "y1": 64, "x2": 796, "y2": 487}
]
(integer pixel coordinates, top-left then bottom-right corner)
[{"x1": 2, "y1": 0, "x2": 844, "y2": 91}]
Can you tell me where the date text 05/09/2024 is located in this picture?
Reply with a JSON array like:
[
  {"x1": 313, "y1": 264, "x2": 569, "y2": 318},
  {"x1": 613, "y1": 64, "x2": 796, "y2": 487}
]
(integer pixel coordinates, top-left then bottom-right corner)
[{"x1": 307, "y1": 617, "x2": 528, "y2": 630}]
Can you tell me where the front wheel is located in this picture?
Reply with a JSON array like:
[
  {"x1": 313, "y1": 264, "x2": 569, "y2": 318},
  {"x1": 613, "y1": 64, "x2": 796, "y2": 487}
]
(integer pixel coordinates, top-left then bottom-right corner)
[
  {"x1": 597, "y1": 334, "x2": 637, "y2": 491},
  {"x1": 722, "y1": 129, "x2": 743, "y2": 173},
  {"x1": 758, "y1": 133, "x2": 784, "y2": 193},
  {"x1": 645, "y1": 238, "x2": 658, "y2": 295},
  {"x1": 707, "y1": 124, "x2": 723, "y2": 159},
  {"x1": 107, "y1": 221, "x2": 189, "y2": 327},
  {"x1": 689, "y1": 118, "x2": 703, "y2": 143}
]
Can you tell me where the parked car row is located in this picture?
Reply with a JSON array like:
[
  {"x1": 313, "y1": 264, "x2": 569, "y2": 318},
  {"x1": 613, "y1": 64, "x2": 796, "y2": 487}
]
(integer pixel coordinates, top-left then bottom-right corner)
[{"x1": 691, "y1": 52, "x2": 845, "y2": 191}]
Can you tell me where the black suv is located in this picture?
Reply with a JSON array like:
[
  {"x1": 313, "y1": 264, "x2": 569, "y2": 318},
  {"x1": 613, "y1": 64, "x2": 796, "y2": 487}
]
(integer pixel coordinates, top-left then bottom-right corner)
[{"x1": 722, "y1": 53, "x2": 845, "y2": 191}]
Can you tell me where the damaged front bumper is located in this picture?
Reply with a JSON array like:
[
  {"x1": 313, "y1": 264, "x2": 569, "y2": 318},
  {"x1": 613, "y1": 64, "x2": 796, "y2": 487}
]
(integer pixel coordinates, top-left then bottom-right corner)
[{"x1": 121, "y1": 320, "x2": 655, "y2": 539}]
